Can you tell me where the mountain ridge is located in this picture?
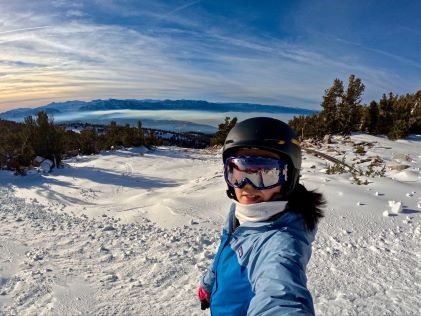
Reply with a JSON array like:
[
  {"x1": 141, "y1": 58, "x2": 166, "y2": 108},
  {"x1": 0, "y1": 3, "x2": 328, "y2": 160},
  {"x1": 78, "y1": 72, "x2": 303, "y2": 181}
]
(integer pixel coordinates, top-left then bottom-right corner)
[{"x1": 0, "y1": 98, "x2": 317, "y2": 119}]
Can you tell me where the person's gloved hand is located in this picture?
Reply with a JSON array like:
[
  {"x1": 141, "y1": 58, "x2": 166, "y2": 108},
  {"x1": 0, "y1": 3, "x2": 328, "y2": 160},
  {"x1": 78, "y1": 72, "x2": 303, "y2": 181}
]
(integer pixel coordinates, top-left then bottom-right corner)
[{"x1": 197, "y1": 287, "x2": 210, "y2": 310}]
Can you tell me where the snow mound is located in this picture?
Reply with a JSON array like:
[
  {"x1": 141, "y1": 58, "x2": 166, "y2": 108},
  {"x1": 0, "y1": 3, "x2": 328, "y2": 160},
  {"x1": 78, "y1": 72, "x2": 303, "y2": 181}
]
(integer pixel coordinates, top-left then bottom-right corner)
[{"x1": 391, "y1": 170, "x2": 420, "y2": 182}]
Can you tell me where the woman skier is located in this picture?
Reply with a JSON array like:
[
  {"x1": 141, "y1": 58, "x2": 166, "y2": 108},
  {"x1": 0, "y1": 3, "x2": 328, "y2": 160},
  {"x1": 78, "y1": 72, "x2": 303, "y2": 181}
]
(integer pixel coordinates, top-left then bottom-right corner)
[{"x1": 198, "y1": 117, "x2": 325, "y2": 315}]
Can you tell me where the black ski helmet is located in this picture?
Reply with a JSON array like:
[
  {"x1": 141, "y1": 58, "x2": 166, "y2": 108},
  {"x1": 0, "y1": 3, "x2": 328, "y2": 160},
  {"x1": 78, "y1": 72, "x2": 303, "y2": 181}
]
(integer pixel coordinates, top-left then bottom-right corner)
[{"x1": 223, "y1": 117, "x2": 302, "y2": 200}]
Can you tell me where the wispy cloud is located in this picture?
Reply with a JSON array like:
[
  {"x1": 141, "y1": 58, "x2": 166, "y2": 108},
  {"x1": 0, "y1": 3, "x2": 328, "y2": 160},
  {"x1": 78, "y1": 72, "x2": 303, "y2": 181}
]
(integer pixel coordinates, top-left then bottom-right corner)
[
  {"x1": 0, "y1": 0, "x2": 420, "y2": 112},
  {"x1": 157, "y1": 0, "x2": 202, "y2": 20},
  {"x1": 0, "y1": 26, "x2": 50, "y2": 35},
  {"x1": 0, "y1": 60, "x2": 45, "y2": 68},
  {"x1": 324, "y1": 34, "x2": 421, "y2": 70}
]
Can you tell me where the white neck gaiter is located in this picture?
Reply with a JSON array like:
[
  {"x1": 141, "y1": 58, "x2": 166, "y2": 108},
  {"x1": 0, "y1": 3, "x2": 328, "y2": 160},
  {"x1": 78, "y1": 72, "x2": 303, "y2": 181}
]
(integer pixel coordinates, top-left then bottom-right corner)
[{"x1": 234, "y1": 200, "x2": 288, "y2": 224}]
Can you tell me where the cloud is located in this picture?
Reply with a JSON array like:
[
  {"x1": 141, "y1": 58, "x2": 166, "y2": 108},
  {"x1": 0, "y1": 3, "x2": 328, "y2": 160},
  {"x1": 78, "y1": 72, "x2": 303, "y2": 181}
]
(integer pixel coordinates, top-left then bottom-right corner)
[
  {"x1": 66, "y1": 10, "x2": 85, "y2": 18},
  {"x1": 0, "y1": 26, "x2": 51, "y2": 35},
  {"x1": 0, "y1": 60, "x2": 45, "y2": 68},
  {"x1": 1, "y1": 0, "x2": 420, "y2": 112},
  {"x1": 157, "y1": 0, "x2": 202, "y2": 20}
]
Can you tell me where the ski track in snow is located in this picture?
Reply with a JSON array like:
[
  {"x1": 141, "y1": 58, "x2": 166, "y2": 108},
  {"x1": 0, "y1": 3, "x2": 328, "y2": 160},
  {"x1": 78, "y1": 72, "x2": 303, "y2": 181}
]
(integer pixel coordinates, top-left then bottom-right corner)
[{"x1": 1, "y1": 135, "x2": 421, "y2": 315}]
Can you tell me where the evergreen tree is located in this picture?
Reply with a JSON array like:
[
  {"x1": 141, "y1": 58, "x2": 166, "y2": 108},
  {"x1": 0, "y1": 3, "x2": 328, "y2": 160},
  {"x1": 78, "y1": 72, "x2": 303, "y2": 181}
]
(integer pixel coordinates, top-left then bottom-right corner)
[
  {"x1": 144, "y1": 130, "x2": 161, "y2": 146},
  {"x1": 367, "y1": 100, "x2": 380, "y2": 135},
  {"x1": 339, "y1": 74, "x2": 365, "y2": 134},
  {"x1": 288, "y1": 114, "x2": 324, "y2": 140},
  {"x1": 133, "y1": 120, "x2": 144, "y2": 146},
  {"x1": 409, "y1": 90, "x2": 421, "y2": 133},
  {"x1": 320, "y1": 75, "x2": 365, "y2": 135},
  {"x1": 288, "y1": 115, "x2": 306, "y2": 139},
  {"x1": 62, "y1": 130, "x2": 81, "y2": 155},
  {"x1": 122, "y1": 124, "x2": 135, "y2": 147},
  {"x1": 377, "y1": 93, "x2": 397, "y2": 135},
  {"x1": 320, "y1": 78, "x2": 344, "y2": 134},
  {"x1": 79, "y1": 127, "x2": 99, "y2": 154},
  {"x1": 18, "y1": 116, "x2": 37, "y2": 165},
  {"x1": 210, "y1": 117, "x2": 237, "y2": 146},
  {"x1": 0, "y1": 120, "x2": 26, "y2": 170},
  {"x1": 104, "y1": 121, "x2": 121, "y2": 148},
  {"x1": 388, "y1": 93, "x2": 414, "y2": 139},
  {"x1": 32, "y1": 112, "x2": 64, "y2": 167}
]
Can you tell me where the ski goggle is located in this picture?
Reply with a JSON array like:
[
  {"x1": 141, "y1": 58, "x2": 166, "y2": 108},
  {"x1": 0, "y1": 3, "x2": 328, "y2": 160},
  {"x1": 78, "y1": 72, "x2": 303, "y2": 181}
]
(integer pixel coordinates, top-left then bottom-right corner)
[{"x1": 224, "y1": 156, "x2": 288, "y2": 190}]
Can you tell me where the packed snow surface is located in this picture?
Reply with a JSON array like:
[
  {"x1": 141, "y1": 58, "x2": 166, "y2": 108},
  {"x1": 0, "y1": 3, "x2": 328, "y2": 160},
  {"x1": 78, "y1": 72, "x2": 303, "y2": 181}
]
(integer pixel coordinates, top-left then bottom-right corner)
[{"x1": 1, "y1": 134, "x2": 420, "y2": 315}]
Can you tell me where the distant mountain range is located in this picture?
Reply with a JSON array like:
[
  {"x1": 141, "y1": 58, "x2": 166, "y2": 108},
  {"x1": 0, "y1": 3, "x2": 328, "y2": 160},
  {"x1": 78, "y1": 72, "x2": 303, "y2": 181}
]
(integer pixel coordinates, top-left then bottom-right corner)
[
  {"x1": 0, "y1": 99, "x2": 317, "y2": 120},
  {"x1": 0, "y1": 99, "x2": 318, "y2": 133}
]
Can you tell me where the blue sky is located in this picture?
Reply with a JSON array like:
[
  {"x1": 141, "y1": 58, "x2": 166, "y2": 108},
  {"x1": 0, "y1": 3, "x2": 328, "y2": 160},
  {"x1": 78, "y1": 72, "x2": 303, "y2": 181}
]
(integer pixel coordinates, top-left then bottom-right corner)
[{"x1": 0, "y1": 0, "x2": 420, "y2": 112}]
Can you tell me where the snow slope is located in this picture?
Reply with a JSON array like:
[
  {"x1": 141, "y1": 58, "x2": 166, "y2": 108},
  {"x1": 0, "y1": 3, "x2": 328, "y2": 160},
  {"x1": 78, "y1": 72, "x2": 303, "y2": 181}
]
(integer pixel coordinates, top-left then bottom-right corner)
[{"x1": 1, "y1": 134, "x2": 420, "y2": 315}]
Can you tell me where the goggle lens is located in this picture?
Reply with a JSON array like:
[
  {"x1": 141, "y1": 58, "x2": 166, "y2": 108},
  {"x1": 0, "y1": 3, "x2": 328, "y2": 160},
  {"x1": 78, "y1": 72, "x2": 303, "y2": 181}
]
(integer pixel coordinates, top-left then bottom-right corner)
[{"x1": 224, "y1": 156, "x2": 288, "y2": 190}]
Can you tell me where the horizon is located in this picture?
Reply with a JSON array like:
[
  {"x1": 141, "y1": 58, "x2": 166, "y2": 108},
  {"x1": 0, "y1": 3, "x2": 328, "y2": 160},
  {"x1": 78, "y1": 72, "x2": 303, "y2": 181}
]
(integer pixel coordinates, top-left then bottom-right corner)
[
  {"x1": 0, "y1": 97, "x2": 316, "y2": 112},
  {"x1": 1, "y1": 0, "x2": 421, "y2": 112},
  {"x1": 0, "y1": 98, "x2": 308, "y2": 133}
]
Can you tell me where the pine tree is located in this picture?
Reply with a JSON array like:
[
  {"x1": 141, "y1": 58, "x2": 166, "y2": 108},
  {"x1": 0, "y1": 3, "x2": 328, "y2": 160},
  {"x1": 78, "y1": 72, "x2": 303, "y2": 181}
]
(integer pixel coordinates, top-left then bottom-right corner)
[
  {"x1": 0, "y1": 120, "x2": 26, "y2": 170},
  {"x1": 133, "y1": 120, "x2": 144, "y2": 146},
  {"x1": 121, "y1": 124, "x2": 133, "y2": 147},
  {"x1": 32, "y1": 112, "x2": 64, "y2": 167},
  {"x1": 367, "y1": 101, "x2": 379, "y2": 134},
  {"x1": 340, "y1": 75, "x2": 365, "y2": 134},
  {"x1": 409, "y1": 90, "x2": 421, "y2": 133},
  {"x1": 388, "y1": 93, "x2": 414, "y2": 139},
  {"x1": 18, "y1": 116, "x2": 37, "y2": 165},
  {"x1": 288, "y1": 114, "x2": 324, "y2": 139},
  {"x1": 79, "y1": 127, "x2": 99, "y2": 154},
  {"x1": 320, "y1": 78, "x2": 344, "y2": 134},
  {"x1": 105, "y1": 121, "x2": 120, "y2": 148},
  {"x1": 377, "y1": 93, "x2": 396, "y2": 135},
  {"x1": 210, "y1": 117, "x2": 237, "y2": 146}
]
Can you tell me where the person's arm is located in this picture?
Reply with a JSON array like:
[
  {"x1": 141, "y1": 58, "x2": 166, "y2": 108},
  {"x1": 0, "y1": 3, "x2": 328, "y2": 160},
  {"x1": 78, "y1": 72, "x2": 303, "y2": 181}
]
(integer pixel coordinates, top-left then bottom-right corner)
[
  {"x1": 197, "y1": 255, "x2": 216, "y2": 310},
  {"x1": 247, "y1": 234, "x2": 314, "y2": 316},
  {"x1": 200, "y1": 265, "x2": 215, "y2": 294}
]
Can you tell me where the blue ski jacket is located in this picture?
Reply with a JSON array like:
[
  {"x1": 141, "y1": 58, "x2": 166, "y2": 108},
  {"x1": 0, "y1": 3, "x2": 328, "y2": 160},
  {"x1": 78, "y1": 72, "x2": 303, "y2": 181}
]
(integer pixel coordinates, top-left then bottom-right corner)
[{"x1": 200, "y1": 203, "x2": 317, "y2": 316}]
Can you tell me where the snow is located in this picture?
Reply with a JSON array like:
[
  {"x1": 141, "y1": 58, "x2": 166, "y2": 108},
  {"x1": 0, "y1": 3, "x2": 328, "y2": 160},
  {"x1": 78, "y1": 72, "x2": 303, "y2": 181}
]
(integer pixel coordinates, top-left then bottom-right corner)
[
  {"x1": 388, "y1": 201, "x2": 403, "y2": 214},
  {"x1": 1, "y1": 134, "x2": 421, "y2": 315}
]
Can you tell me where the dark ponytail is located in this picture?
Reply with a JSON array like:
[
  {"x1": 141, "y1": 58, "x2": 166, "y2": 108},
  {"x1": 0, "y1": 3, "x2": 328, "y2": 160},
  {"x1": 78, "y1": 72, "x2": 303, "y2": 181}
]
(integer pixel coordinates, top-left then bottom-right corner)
[{"x1": 287, "y1": 184, "x2": 325, "y2": 231}]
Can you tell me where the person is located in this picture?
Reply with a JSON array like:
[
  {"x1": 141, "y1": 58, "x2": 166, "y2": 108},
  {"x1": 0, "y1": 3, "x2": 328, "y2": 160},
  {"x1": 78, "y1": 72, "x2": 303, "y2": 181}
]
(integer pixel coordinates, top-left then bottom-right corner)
[{"x1": 197, "y1": 117, "x2": 325, "y2": 315}]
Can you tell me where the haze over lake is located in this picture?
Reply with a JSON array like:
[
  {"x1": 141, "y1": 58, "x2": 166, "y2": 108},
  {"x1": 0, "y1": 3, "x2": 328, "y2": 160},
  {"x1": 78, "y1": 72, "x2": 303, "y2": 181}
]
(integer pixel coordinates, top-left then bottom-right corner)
[
  {"x1": 52, "y1": 109, "x2": 299, "y2": 133},
  {"x1": 0, "y1": 99, "x2": 314, "y2": 133}
]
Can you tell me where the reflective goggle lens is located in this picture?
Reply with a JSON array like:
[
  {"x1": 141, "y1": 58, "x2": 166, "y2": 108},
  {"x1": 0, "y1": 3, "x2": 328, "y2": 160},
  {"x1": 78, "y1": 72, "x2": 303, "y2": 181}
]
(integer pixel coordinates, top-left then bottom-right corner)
[{"x1": 224, "y1": 156, "x2": 288, "y2": 189}]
